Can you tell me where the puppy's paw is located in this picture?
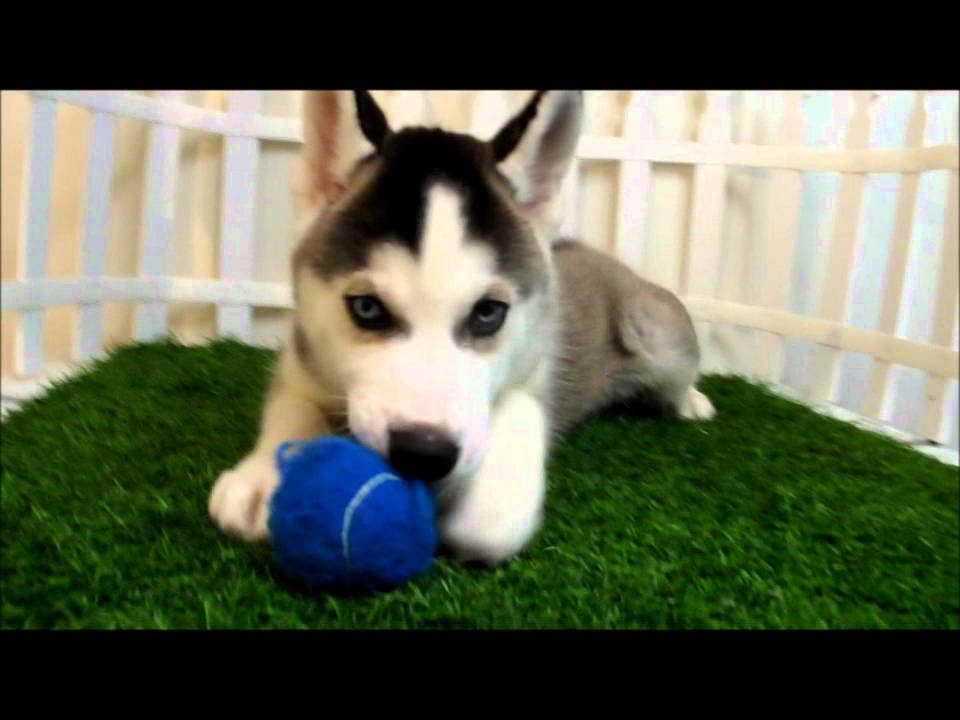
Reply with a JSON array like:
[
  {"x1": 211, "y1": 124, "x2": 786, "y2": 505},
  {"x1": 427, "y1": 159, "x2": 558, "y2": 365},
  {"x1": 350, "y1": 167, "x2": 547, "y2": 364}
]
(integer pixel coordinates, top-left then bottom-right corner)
[
  {"x1": 680, "y1": 387, "x2": 715, "y2": 421},
  {"x1": 440, "y1": 507, "x2": 542, "y2": 567},
  {"x1": 208, "y1": 454, "x2": 279, "y2": 542}
]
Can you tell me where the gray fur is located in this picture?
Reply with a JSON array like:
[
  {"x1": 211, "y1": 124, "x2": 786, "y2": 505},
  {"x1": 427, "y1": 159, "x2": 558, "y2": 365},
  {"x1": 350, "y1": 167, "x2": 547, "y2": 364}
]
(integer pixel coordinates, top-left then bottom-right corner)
[{"x1": 550, "y1": 240, "x2": 702, "y2": 433}]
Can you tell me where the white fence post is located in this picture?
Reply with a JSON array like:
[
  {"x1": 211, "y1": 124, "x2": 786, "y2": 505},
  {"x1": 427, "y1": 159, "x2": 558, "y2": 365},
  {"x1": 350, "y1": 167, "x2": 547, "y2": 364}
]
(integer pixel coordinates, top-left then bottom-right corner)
[
  {"x1": 557, "y1": 156, "x2": 581, "y2": 239},
  {"x1": 684, "y1": 91, "x2": 733, "y2": 371},
  {"x1": 469, "y1": 90, "x2": 510, "y2": 140},
  {"x1": 19, "y1": 96, "x2": 58, "y2": 376},
  {"x1": 808, "y1": 91, "x2": 872, "y2": 405},
  {"x1": 685, "y1": 91, "x2": 732, "y2": 297},
  {"x1": 135, "y1": 91, "x2": 184, "y2": 342},
  {"x1": 862, "y1": 92, "x2": 927, "y2": 420},
  {"x1": 919, "y1": 163, "x2": 959, "y2": 442},
  {"x1": 217, "y1": 91, "x2": 261, "y2": 342},
  {"x1": 76, "y1": 110, "x2": 116, "y2": 361},
  {"x1": 946, "y1": 310, "x2": 960, "y2": 449},
  {"x1": 886, "y1": 92, "x2": 959, "y2": 437},
  {"x1": 614, "y1": 91, "x2": 654, "y2": 271},
  {"x1": 756, "y1": 91, "x2": 805, "y2": 383}
]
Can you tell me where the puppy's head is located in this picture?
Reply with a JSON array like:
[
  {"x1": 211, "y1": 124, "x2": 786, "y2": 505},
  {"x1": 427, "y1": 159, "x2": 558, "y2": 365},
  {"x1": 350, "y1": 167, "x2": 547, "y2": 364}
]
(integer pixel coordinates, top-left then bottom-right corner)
[{"x1": 292, "y1": 91, "x2": 582, "y2": 487}]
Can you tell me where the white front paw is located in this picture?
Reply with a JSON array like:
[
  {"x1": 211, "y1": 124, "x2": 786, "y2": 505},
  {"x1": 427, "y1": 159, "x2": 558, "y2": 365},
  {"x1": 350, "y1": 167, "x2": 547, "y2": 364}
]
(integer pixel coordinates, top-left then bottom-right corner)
[
  {"x1": 208, "y1": 454, "x2": 279, "y2": 542},
  {"x1": 440, "y1": 506, "x2": 543, "y2": 566}
]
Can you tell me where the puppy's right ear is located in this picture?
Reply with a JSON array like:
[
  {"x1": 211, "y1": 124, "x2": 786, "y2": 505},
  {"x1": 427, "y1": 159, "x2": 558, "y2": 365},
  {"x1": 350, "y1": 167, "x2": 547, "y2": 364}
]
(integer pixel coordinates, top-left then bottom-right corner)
[{"x1": 295, "y1": 90, "x2": 390, "y2": 222}]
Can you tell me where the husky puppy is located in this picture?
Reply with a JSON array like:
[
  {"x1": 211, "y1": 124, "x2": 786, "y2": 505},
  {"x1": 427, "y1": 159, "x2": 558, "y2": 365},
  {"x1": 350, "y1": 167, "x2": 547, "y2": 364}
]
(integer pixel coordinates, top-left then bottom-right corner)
[{"x1": 209, "y1": 90, "x2": 714, "y2": 565}]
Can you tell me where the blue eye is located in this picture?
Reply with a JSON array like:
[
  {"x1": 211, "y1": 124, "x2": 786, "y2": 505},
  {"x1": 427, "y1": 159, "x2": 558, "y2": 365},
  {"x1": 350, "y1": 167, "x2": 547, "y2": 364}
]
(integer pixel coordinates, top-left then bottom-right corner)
[
  {"x1": 468, "y1": 299, "x2": 509, "y2": 337},
  {"x1": 346, "y1": 295, "x2": 394, "y2": 331}
]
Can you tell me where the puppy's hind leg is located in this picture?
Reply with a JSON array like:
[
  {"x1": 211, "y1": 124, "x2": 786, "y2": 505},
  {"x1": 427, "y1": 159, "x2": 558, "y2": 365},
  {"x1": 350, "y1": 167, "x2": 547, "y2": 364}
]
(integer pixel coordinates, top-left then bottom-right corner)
[
  {"x1": 624, "y1": 368, "x2": 715, "y2": 422},
  {"x1": 675, "y1": 385, "x2": 715, "y2": 421},
  {"x1": 615, "y1": 286, "x2": 715, "y2": 422}
]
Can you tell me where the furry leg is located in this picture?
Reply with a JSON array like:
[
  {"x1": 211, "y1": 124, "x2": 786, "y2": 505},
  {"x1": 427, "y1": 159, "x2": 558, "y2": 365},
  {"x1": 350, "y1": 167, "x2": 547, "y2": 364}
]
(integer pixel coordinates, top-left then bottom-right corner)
[
  {"x1": 209, "y1": 349, "x2": 330, "y2": 542},
  {"x1": 440, "y1": 389, "x2": 548, "y2": 565},
  {"x1": 678, "y1": 386, "x2": 715, "y2": 421}
]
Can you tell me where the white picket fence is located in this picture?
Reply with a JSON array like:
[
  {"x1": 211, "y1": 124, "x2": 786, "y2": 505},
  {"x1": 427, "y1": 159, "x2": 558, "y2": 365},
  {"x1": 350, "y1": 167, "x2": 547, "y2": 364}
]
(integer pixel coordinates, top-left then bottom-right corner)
[{"x1": 1, "y1": 90, "x2": 958, "y2": 454}]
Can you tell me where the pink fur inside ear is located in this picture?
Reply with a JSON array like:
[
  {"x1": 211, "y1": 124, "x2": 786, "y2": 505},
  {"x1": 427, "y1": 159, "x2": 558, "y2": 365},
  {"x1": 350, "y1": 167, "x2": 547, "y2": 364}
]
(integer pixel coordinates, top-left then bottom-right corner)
[
  {"x1": 303, "y1": 92, "x2": 348, "y2": 207},
  {"x1": 519, "y1": 197, "x2": 549, "y2": 215},
  {"x1": 517, "y1": 163, "x2": 559, "y2": 214}
]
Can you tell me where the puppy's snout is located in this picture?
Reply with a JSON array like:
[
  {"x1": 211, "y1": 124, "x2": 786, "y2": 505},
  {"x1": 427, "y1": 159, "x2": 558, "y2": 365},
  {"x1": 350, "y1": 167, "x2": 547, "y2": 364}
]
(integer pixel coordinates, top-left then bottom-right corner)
[{"x1": 388, "y1": 424, "x2": 459, "y2": 483}]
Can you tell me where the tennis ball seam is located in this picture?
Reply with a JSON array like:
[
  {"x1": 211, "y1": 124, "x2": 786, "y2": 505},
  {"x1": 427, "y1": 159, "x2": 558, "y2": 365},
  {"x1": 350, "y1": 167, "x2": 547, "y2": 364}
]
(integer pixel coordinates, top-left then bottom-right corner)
[{"x1": 340, "y1": 472, "x2": 402, "y2": 569}]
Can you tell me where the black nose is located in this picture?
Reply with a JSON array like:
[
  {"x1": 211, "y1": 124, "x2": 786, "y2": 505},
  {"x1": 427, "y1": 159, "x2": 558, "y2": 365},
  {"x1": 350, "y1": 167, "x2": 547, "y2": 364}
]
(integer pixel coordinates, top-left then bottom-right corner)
[{"x1": 388, "y1": 424, "x2": 459, "y2": 483}]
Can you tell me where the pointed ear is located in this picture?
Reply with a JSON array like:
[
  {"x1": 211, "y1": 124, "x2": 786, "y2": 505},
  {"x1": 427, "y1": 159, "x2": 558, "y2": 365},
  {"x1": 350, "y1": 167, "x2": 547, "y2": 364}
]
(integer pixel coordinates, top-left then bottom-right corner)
[
  {"x1": 489, "y1": 90, "x2": 547, "y2": 161},
  {"x1": 353, "y1": 90, "x2": 392, "y2": 150},
  {"x1": 489, "y1": 90, "x2": 583, "y2": 219},
  {"x1": 294, "y1": 90, "x2": 390, "y2": 223}
]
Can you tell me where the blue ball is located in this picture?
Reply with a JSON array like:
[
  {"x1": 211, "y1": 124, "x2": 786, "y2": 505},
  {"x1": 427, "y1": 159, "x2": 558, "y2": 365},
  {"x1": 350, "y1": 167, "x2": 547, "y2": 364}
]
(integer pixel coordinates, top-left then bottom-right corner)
[{"x1": 268, "y1": 436, "x2": 438, "y2": 593}]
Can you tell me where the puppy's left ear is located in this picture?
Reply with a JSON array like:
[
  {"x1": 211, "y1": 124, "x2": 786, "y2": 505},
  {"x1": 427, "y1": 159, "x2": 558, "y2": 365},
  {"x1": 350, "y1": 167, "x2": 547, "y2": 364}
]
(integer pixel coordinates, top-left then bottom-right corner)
[
  {"x1": 354, "y1": 90, "x2": 392, "y2": 151},
  {"x1": 488, "y1": 90, "x2": 583, "y2": 218}
]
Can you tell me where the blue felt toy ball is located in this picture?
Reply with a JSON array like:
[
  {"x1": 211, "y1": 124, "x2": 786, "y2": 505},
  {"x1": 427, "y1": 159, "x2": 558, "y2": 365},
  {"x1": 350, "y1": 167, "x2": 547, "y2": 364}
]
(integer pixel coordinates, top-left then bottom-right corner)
[{"x1": 268, "y1": 435, "x2": 438, "y2": 593}]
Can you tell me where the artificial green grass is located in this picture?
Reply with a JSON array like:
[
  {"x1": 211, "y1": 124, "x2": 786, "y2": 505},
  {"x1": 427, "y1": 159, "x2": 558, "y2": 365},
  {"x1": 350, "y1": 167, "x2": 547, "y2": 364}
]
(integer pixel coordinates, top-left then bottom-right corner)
[{"x1": 1, "y1": 338, "x2": 957, "y2": 629}]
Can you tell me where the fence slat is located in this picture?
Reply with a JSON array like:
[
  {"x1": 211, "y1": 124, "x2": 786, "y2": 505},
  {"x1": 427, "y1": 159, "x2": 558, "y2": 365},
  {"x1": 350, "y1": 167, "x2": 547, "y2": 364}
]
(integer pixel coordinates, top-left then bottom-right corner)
[
  {"x1": 76, "y1": 110, "x2": 116, "y2": 361},
  {"x1": 574, "y1": 134, "x2": 957, "y2": 172},
  {"x1": 834, "y1": 92, "x2": 920, "y2": 418},
  {"x1": 885, "y1": 92, "x2": 957, "y2": 438},
  {"x1": 390, "y1": 91, "x2": 434, "y2": 128},
  {"x1": 946, "y1": 304, "x2": 960, "y2": 449},
  {"x1": 919, "y1": 167, "x2": 959, "y2": 441},
  {"x1": 135, "y1": 91, "x2": 183, "y2": 342},
  {"x1": 558, "y1": 157, "x2": 581, "y2": 239},
  {"x1": 683, "y1": 91, "x2": 732, "y2": 370},
  {"x1": 30, "y1": 90, "x2": 301, "y2": 143},
  {"x1": 469, "y1": 91, "x2": 510, "y2": 140},
  {"x1": 682, "y1": 296, "x2": 957, "y2": 379},
  {"x1": 19, "y1": 96, "x2": 58, "y2": 376},
  {"x1": 217, "y1": 92, "x2": 261, "y2": 342},
  {"x1": 1, "y1": 276, "x2": 293, "y2": 310},
  {"x1": 640, "y1": 92, "x2": 690, "y2": 294},
  {"x1": 27, "y1": 92, "x2": 957, "y2": 174},
  {"x1": 614, "y1": 91, "x2": 654, "y2": 270},
  {"x1": 862, "y1": 92, "x2": 927, "y2": 420},
  {"x1": 684, "y1": 91, "x2": 732, "y2": 297},
  {"x1": 756, "y1": 92, "x2": 806, "y2": 383},
  {"x1": 809, "y1": 91, "x2": 872, "y2": 404},
  {"x1": 946, "y1": 378, "x2": 960, "y2": 450}
]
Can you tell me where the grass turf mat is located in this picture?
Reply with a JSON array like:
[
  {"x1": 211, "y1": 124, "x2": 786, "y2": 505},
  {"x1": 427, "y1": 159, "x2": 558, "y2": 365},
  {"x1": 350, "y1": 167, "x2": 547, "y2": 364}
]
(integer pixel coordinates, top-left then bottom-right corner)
[{"x1": 1, "y1": 339, "x2": 957, "y2": 629}]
